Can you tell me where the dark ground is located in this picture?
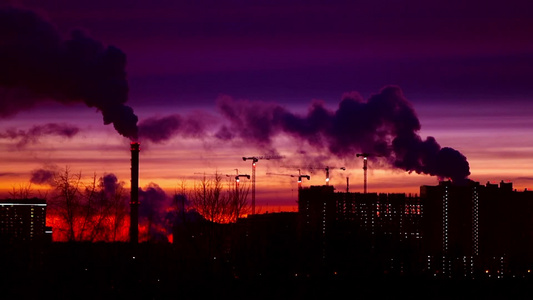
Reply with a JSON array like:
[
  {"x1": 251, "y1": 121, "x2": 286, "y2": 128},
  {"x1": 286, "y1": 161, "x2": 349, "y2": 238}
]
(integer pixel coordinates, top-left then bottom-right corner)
[{"x1": 1, "y1": 242, "x2": 530, "y2": 299}]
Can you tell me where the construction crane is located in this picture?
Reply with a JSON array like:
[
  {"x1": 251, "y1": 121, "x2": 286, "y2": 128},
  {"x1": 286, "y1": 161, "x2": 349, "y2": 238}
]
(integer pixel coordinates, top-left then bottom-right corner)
[
  {"x1": 235, "y1": 174, "x2": 250, "y2": 182},
  {"x1": 233, "y1": 173, "x2": 250, "y2": 219},
  {"x1": 356, "y1": 153, "x2": 369, "y2": 193},
  {"x1": 324, "y1": 166, "x2": 346, "y2": 186},
  {"x1": 194, "y1": 171, "x2": 234, "y2": 179},
  {"x1": 281, "y1": 165, "x2": 345, "y2": 186},
  {"x1": 243, "y1": 155, "x2": 284, "y2": 215},
  {"x1": 194, "y1": 170, "x2": 250, "y2": 184},
  {"x1": 266, "y1": 169, "x2": 311, "y2": 189},
  {"x1": 356, "y1": 153, "x2": 382, "y2": 194},
  {"x1": 231, "y1": 169, "x2": 250, "y2": 182}
]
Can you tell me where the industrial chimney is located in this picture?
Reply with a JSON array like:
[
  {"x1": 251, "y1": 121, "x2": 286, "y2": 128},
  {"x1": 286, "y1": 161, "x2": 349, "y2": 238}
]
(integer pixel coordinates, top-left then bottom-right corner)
[{"x1": 130, "y1": 142, "x2": 140, "y2": 244}]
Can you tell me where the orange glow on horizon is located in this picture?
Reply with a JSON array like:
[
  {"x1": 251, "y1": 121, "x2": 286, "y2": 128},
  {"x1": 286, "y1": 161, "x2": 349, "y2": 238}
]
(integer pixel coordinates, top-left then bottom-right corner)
[
  {"x1": 3, "y1": 105, "x2": 533, "y2": 214},
  {"x1": 46, "y1": 213, "x2": 175, "y2": 243},
  {"x1": 46, "y1": 213, "x2": 130, "y2": 242}
]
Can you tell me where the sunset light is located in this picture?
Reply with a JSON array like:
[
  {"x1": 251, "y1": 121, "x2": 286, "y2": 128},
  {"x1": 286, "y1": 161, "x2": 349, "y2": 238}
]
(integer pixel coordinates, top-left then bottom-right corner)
[{"x1": 1, "y1": 1, "x2": 533, "y2": 298}]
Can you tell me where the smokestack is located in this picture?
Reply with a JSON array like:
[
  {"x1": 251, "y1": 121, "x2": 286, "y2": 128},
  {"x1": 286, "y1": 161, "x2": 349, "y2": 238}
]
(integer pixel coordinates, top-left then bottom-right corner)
[{"x1": 130, "y1": 142, "x2": 140, "y2": 244}]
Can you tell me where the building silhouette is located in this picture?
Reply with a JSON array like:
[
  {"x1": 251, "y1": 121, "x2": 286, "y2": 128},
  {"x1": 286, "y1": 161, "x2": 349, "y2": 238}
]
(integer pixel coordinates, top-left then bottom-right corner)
[
  {"x1": 298, "y1": 185, "x2": 423, "y2": 276},
  {"x1": 421, "y1": 180, "x2": 479, "y2": 278},
  {"x1": 0, "y1": 198, "x2": 51, "y2": 243},
  {"x1": 422, "y1": 180, "x2": 533, "y2": 279},
  {"x1": 1, "y1": 185, "x2": 532, "y2": 298},
  {"x1": 297, "y1": 182, "x2": 533, "y2": 278},
  {"x1": 233, "y1": 212, "x2": 300, "y2": 278}
]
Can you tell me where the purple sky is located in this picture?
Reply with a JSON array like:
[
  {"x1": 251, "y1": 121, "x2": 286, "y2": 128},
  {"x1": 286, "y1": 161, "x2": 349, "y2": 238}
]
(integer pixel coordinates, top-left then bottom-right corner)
[
  {"x1": 2, "y1": 0, "x2": 533, "y2": 209},
  {"x1": 12, "y1": 0, "x2": 533, "y2": 107}
]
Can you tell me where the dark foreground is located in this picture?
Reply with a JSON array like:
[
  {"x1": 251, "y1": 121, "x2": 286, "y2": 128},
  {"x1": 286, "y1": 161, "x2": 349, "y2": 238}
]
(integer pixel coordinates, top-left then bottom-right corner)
[
  {"x1": 3, "y1": 273, "x2": 530, "y2": 300},
  {"x1": 1, "y1": 242, "x2": 530, "y2": 299}
]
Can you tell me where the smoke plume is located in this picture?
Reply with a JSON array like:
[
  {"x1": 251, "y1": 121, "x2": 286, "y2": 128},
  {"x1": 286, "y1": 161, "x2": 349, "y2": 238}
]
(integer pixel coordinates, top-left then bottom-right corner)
[
  {"x1": 0, "y1": 122, "x2": 79, "y2": 148},
  {"x1": 216, "y1": 95, "x2": 281, "y2": 152},
  {"x1": 138, "y1": 114, "x2": 207, "y2": 143},
  {"x1": 29, "y1": 165, "x2": 58, "y2": 186},
  {"x1": 138, "y1": 182, "x2": 170, "y2": 241},
  {"x1": 0, "y1": 6, "x2": 138, "y2": 139},
  {"x1": 101, "y1": 173, "x2": 120, "y2": 195},
  {"x1": 217, "y1": 86, "x2": 470, "y2": 182}
]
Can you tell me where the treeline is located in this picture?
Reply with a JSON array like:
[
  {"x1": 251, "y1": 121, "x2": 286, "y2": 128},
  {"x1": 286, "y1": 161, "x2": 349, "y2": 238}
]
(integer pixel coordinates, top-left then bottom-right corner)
[{"x1": 7, "y1": 167, "x2": 251, "y2": 242}]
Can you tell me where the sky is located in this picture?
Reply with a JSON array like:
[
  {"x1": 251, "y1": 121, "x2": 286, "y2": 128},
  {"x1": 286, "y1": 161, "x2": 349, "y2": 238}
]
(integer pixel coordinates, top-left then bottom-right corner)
[{"x1": 1, "y1": 0, "x2": 533, "y2": 211}]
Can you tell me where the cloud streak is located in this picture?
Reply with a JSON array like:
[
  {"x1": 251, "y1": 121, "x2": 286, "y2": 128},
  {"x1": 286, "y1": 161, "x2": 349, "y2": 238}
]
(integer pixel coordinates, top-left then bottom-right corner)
[{"x1": 0, "y1": 123, "x2": 80, "y2": 148}]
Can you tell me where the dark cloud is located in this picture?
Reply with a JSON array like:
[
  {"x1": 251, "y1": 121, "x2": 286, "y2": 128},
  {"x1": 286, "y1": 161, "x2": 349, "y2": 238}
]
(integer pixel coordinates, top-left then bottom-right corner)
[
  {"x1": 0, "y1": 123, "x2": 79, "y2": 148},
  {"x1": 139, "y1": 183, "x2": 168, "y2": 215},
  {"x1": 214, "y1": 125, "x2": 234, "y2": 141},
  {"x1": 100, "y1": 173, "x2": 119, "y2": 195},
  {"x1": 217, "y1": 86, "x2": 470, "y2": 182},
  {"x1": 29, "y1": 165, "x2": 58, "y2": 186},
  {"x1": 216, "y1": 95, "x2": 283, "y2": 152},
  {"x1": 0, "y1": 6, "x2": 138, "y2": 139},
  {"x1": 166, "y1": 194, "x2": 206, "y2": 228},
  {"x1": 138, "y1": 114, "x2": 207, "y2": 143},
  {"x1": 138, "y1": 182, "x2": 170, "y2": 240}
]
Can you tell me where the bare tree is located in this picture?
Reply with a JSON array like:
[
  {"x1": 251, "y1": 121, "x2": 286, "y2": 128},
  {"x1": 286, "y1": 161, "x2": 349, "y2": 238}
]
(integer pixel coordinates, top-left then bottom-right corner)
[
  {"x1": 191, "y1": 172, "x2": 231, "y2": 223},
  {"x1": 102, "y1": 176, "x2": 129, "y2": 242},
  {"x1": 189, "y1": 172, "x2": 250, "y2": 223},
  {"x1": 50, "y1": 166, "x2": 83, "y2": 241},
  {"x1": 226, "y1": 177, "x2": 250, "y2": 222},
  {"x1": 47, "y1": 167, "x2": 129, "y2": 242},
  {"x1": 82, "y1": 173, "x2": 129, "y2": 242},
  {"x1": 8, "y1": 182, "x2": 34, "y2": 199},
  {"x1": 172, "y1": 179, "x2": 189, "y2": 222}
]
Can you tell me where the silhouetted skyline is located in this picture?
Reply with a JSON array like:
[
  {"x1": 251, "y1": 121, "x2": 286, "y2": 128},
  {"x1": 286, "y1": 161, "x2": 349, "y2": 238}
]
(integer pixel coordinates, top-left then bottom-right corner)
[{"x1": 2, "y1": 1, "x2": 533, "y2": 211}]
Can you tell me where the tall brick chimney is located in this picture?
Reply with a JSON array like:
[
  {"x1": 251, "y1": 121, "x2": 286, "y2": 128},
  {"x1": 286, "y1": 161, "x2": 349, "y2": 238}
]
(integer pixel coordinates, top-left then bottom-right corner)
[{"x1": 130, "y1": 142, "x2": 140, "y2": 244}]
